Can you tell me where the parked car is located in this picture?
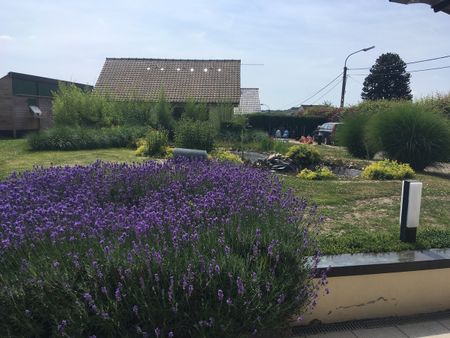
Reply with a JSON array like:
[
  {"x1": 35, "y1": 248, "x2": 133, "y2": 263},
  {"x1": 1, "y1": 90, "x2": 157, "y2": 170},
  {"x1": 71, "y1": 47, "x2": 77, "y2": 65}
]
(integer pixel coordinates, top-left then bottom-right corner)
[{"x1": 313, "y1": 122, "x2": 342, "y2": 145}]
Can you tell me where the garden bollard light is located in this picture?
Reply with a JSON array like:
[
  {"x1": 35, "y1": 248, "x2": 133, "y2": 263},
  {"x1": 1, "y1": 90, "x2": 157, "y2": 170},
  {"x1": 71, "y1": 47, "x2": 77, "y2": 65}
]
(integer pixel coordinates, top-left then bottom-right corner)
[{"x1": 400, "y1": 180, "x2": 422, "y2": 243}]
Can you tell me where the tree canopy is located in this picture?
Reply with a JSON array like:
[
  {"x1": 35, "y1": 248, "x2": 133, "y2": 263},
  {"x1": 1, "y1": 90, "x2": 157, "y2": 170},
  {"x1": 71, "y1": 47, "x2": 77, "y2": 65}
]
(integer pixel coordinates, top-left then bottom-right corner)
[{"x1": 361, "y1": 53, "x2": 412, "y2": 101}]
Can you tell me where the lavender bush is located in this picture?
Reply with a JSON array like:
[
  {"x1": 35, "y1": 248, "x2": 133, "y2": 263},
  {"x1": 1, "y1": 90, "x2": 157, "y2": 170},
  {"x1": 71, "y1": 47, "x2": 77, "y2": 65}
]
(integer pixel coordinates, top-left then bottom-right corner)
[{"x1": 0, "y1": 159, "x2": 322, "y2": 337}]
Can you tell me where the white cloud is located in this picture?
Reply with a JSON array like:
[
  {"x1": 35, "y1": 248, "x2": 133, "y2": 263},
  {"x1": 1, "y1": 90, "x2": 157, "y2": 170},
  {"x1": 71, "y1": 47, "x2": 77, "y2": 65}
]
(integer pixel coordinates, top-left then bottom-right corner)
[{"x1": 0, "y1": 35, "x2": 13, "y2": 41}]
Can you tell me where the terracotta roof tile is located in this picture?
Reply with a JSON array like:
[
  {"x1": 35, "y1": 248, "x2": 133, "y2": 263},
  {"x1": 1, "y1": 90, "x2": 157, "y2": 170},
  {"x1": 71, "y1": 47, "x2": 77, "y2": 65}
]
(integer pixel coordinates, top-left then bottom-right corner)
[{"x1": 95, "y1": 58, "x2": 241, "y2": 103}]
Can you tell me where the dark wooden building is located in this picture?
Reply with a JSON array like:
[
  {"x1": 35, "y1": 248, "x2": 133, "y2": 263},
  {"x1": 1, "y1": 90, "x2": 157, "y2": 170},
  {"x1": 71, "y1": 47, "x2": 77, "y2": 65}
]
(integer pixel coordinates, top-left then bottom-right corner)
[{"x1": 0, "y1": 72, "x2": 92, "y2": 137}]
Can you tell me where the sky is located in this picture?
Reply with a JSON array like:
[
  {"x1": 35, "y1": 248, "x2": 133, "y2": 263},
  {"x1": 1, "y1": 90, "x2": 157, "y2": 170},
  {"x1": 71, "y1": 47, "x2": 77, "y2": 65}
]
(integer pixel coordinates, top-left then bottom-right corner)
[{"x1": 1, "y1": 0, "x2": 449, "y2": 109}]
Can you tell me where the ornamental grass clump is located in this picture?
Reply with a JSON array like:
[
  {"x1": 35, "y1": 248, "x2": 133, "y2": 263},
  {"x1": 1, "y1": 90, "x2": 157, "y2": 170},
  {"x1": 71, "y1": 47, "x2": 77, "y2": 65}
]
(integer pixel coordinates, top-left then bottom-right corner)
[
  {"x1": 0, "y1": 159, "x2": 323, "y2": 337},
  {"x1": 365, "y1": 102, "x2": 450, "y2": 170}
]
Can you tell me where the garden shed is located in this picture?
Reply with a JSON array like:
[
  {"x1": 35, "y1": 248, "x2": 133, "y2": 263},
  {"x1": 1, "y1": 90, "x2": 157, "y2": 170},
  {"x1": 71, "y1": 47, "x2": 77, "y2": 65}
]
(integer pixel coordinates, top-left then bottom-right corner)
[
  {"x1": 0, "y1": 72, "x2": 92, "y2": 137},
  {"x1": 95, "y1": 58, "x2": 241, "y2": 107}
]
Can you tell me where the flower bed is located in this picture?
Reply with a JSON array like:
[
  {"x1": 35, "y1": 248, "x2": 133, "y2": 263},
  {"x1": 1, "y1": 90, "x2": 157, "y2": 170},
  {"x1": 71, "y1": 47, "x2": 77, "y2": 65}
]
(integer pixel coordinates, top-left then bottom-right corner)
[{"x1": 0, "y1": 159, "x2": 321, "y2": 337}]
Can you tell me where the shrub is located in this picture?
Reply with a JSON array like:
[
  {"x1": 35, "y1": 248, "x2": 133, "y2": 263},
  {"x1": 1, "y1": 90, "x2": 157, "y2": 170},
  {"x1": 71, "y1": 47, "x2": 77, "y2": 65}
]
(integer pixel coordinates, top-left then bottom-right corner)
[
  {"x1": 27, "y1": 126, "x2": 147, "y2": 151},
  {"x1": 0, "y1": 160, "x2": 322, "y2": 337},
  {"x1": 297, "y1": 166, "x2": 336, "y2": 180},
  {"x1": 154, "y1": 91, "x2": 174, "y2": 133},
  {"x1": 286, "y1": 144, "x2": 321, "y2": 167},
  {"x1": 53, "y1": 83, "x2": 115, "y2": 128},
  {"x1": 210, "y1": 149, "x2": 243, "y2": 164},
  {"x1": 175, "y1": 118, "x2": 216, "y2": 152},
  {"x1": 337, "y1": 112, "x2": 376, "y2": 159},
  {"x1": 365, "y1": 102, "x2": 450, "y2": 170},
  {"x1": 417, "y1": 92, "x2": 450, "y2": 119},
  {"x1": 257, "y1": 136, "x2": 275, "y2": 152},
  {"x1": 361, "y1": 159, "x2": 414, "y2": 180},
  {"x1": 182, "y1": 97, "x2": 209, "y2": 121},
  {"x1": 53, "y1": 83, "x2": 160, "y2": 128},
  {"x1": 141, "y1": 129, "x2": 169, "y2": 157},
  {"x1": 272, "y1": 141, "x2": 291, "y2": 154}
]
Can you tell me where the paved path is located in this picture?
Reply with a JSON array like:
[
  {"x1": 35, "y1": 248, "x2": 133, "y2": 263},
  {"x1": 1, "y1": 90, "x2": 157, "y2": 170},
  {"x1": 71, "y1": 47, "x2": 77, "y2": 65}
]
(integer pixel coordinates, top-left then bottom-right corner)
[{"x1": 296, "y1": 317, "x2": 450, "y2": 338}]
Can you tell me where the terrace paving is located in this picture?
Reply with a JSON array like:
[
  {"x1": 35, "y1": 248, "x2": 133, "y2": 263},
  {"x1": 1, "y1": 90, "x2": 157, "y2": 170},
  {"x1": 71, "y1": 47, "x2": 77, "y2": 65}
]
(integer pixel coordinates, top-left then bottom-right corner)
[{"x1": 296, "y1": 317, "x2": 450, "y2": 337}]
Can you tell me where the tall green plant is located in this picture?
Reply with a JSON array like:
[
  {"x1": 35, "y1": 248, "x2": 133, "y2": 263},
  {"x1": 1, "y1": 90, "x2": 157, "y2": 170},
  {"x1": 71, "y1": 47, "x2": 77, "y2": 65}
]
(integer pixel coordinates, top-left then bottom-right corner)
[
  {"x1": 175, "y1": 118, "x2": 216, "y2": 152},
  {"x1": 154, "y1": 90, "x2": 174, "y2": 132},
  {"x1": 52, "y1": 83, "x2": 114, "y2": 128},
  {"x1": 365, "y1": 102, "x2": 450, "y2": 170},
  {"x1": 183, "y1": 97, "x2": 209, "y2": 121},
  {"x1": 337, "y1": 112, "x2": 377, "y2": 159}
]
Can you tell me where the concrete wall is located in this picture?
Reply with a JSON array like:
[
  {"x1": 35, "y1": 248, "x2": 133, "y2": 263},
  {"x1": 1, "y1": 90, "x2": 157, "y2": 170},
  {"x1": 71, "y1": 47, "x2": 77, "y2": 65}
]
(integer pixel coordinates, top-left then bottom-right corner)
[{"x1": 296, "y1": 268, "x2": 450, "y2": 325}]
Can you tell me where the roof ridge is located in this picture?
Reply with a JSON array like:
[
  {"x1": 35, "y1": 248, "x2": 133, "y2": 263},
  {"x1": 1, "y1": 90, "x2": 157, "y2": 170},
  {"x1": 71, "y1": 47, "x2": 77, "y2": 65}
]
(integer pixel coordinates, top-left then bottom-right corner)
[{"x1": 105, "y1": 57, "x2": 241, "y2": 62}]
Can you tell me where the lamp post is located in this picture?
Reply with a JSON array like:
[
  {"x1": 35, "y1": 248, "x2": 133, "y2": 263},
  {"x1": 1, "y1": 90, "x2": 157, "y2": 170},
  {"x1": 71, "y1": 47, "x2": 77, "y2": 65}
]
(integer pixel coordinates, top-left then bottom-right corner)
[{"x1": 340, "y1": 46, "x2": 375, "y2": 108}]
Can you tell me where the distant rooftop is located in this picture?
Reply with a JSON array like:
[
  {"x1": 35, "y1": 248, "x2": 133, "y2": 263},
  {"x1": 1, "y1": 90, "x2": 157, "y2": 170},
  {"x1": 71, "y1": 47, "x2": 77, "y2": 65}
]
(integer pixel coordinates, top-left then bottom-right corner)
[{"x1": 237, "y1": 88, "x2": 261, "y2": 114}]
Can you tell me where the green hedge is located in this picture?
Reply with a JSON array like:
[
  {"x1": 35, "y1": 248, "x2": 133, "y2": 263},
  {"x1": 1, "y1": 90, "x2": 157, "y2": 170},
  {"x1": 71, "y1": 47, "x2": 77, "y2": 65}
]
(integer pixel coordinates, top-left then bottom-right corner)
[
  {"x1": 174, "y1": 118, "x2": 216, "y2": 152},
  {"x1": 27, "y1": 126, "x2": 147, "y2": 151},
  {"x1": 246, "y1": 114, "x2": 327, "y2": 137}
]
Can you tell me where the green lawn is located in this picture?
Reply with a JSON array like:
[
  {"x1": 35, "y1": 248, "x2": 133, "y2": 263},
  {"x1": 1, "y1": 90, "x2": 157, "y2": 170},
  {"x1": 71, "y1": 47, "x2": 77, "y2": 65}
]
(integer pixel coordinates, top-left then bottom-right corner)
[
  {"x1": 283, "y1": 169, "x2": 450, "y2": 255},
  {"x1": 1, "y1": 139, "x2": 449, "y2": 255},
  {"x1": 0, "y1": 139, "x2": 145, "y2": 179}
]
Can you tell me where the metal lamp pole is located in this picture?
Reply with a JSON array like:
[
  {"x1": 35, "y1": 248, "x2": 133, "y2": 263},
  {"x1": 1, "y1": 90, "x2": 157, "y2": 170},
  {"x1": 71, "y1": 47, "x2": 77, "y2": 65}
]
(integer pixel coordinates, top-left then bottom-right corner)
[{"x1": 340, "y1": 46, "x2": 375, "y2": 108}]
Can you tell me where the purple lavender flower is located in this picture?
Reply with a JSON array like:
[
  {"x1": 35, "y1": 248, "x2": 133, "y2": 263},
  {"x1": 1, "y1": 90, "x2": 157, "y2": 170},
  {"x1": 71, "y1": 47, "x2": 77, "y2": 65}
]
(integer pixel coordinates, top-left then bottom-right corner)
[
  {"x1": 115, "y1": 287, "x2": 122, "y2": 301},
  {"x1": 83, "y1": 293, "x2": 93, "y2": 303},
  {"x1": 217, "y1": 289, "x2": 224, "y2": 301},
  {"x1": 236, "y1": 277, "x2": 245, "y2": 295}
]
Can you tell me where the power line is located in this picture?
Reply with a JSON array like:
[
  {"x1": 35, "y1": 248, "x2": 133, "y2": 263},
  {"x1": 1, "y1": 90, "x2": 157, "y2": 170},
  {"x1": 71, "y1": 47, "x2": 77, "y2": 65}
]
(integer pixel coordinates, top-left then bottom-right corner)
[
  {"x1": 348, "y1": 54, "x2": 450, "y2": 70},
  {"x1": 349, "y1": 64, "x2": 450, "y2": 76},
  {"x1": 287, "y1": 72, "x2": 343, "y2": 108},
  {"x1": 407, "y1": 54, "x2": 450, "y2": 65},
  {"x1": 311, "y1": 78, "x2": 343, "y2": 104},
  {"x1": 347, "y1": 75, "x2": 363, "y2": 85}
]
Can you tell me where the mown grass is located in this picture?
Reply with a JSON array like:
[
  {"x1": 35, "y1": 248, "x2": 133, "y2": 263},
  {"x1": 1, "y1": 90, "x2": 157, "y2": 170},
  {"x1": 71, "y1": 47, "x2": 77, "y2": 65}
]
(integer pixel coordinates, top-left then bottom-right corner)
[
  {"x1": 1, "y1": 139, "x2": 448, "y2": 255},
  {"x1": 0, "y1": 139, "x2": 145, "y2": 180},
  {"x1": 283, "y1": 172, "x2": 450, "y2": 255}
]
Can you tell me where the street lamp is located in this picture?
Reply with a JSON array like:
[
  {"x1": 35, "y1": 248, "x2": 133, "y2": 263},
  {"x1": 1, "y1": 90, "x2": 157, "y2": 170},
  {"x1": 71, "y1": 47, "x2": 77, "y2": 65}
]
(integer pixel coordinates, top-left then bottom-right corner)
[{"x1": 340, "y1": 46, "x2": 375, "y2": 108}]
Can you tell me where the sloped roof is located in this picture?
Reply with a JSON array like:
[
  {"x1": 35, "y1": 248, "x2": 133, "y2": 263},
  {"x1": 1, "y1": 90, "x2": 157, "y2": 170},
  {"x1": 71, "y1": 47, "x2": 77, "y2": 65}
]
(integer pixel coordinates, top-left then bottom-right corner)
[
  {"x1": 4, "y1": 72, "x2": 92, "y2": 89},
  {"x1": 237, "y1": 88, "x2": 261, "y2": 114},
  {"x1": 95, "y1": 58, "x2": 241, "y2": 103}
]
